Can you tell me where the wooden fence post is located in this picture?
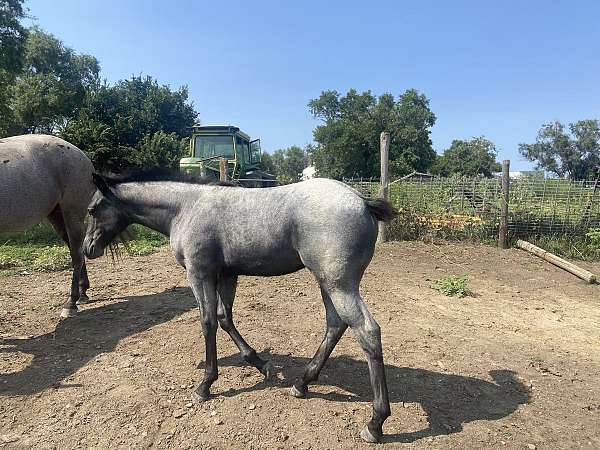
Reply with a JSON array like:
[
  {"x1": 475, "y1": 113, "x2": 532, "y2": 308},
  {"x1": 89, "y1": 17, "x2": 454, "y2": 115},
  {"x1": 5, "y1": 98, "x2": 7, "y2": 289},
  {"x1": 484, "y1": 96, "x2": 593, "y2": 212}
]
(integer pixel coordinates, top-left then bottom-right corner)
[
  {"x1": 498, "y1": 159, "x2": 510, "y2": 249},
  {"x1": 219, "y1": 157, "x2": 227, "y2": 182},
  {"x1": 377, "y1": 132, "x2": 390, "y2": 243}
]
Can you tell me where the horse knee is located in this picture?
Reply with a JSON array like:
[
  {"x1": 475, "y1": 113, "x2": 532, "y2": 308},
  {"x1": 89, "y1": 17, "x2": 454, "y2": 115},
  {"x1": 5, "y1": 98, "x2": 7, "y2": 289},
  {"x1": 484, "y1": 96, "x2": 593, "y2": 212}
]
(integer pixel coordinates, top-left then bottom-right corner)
[
  {"x1": 352, "y1": 316, "x2": 383, "y2": 359},
  {"x1": 363, "y1": 317, "x2": 381, "y2": 340}
]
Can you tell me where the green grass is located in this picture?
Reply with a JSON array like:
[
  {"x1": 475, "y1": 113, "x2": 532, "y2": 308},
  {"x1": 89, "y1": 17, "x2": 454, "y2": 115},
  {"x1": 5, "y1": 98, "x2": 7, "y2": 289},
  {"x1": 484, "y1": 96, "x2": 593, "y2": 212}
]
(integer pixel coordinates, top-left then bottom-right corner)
[
  {"x1": 0, "y1": 222, "x2": 168, "y2": 275},
  {"x1": 431, "y1": 275, "x2": 473, "y2": 298}
]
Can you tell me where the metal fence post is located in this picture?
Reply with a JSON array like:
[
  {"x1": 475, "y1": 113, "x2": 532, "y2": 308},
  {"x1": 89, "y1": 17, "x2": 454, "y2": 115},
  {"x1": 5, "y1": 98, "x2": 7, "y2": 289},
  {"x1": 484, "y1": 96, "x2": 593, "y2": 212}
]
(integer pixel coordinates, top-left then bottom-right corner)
[
  {"x1": 378, "y1": 132, "x2": 390, "y2": 243},
  {"x1": 498, "y1": 160, "x2": 510, "y2": 249}
]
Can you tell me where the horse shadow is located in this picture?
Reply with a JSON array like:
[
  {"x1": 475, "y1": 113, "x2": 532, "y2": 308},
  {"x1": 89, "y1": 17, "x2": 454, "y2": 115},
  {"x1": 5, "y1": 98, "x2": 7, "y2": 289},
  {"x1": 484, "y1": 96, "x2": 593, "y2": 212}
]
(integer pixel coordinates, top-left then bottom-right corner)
[
  {"x1": 212, "y1": 351, "x2": 530, "y2": 443},
  {"x1": 0, "y1": 287, "x2": 196, "y2": 396},
  {"x1": 1, "y1": 290, "x2": 530, "y2": 443}
]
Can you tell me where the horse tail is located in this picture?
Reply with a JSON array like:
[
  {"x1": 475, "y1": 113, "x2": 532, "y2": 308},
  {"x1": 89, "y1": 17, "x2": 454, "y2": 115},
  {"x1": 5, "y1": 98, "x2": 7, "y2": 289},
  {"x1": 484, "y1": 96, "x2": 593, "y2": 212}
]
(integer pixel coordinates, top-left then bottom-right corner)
[{"x1": 364, "y1": 198, "x2": 398, "y2": 222}]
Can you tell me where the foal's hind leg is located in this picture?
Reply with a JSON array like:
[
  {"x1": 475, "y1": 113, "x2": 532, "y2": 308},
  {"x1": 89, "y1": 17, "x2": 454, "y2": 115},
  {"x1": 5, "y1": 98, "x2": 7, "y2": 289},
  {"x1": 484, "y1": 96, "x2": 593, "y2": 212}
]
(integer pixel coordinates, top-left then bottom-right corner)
[
  {"x1": 217, "y1": 276, "x2": 273, "y2": 377},
  {"x1": 291, "y1": 286, "x2": 347, "y2": 398},
  {"x1": 321, "y1": 286, "x2": 390, "y2": 443}
]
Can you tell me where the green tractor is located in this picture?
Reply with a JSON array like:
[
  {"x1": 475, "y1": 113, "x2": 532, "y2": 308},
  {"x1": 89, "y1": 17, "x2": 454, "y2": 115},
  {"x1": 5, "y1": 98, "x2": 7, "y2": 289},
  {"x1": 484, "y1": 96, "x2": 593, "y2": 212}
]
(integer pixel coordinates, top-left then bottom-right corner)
[{"x1": 179, "y1": 125, "x2": 276, "y2": 187}]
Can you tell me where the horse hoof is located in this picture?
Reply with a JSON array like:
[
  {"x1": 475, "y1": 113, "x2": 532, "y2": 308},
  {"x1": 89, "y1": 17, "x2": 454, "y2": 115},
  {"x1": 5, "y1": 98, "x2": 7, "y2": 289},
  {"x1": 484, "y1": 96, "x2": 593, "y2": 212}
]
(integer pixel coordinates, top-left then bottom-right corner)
[
  {"x1": 360, "y1": 426, "x2": 381, "y2": 444},
  {"x1": 290, "y1": 385, "x2": 307, "y2": 398},
  {"x1": 191, "y1": 391, "x2": 209, "y2": 404},
  {"x1": 60, "y1": 307, "x2": 78, "y2": 318},
  {"x1": 261, "y1": 361, "x2": 274, "y2": 379},
  {"x1": 77, "y1": 294, "x2": 90, "y2": 305}
]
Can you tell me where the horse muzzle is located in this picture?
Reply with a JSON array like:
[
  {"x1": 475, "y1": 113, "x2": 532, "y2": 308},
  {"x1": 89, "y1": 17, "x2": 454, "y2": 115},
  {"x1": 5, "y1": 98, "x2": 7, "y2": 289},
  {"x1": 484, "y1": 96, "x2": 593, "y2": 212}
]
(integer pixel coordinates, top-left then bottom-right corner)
[{"x1": 83, "y1": 237, "x2": 104, "y2": 259}]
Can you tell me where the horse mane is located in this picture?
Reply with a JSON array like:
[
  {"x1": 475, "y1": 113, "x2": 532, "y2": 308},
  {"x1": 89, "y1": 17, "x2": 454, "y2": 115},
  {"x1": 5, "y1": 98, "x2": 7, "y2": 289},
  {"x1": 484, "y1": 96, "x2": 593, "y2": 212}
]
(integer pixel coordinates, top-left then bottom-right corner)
[{"x1": 100, "y1": 167, "x2": 236, "y2": 187}]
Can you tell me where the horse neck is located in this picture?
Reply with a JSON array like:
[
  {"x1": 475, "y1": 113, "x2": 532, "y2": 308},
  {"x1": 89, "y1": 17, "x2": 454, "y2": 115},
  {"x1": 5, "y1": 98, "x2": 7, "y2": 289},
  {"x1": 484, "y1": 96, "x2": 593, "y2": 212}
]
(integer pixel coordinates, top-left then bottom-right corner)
[{"x1": 114, "y1": 182, "x2": 194, "y2": 236}]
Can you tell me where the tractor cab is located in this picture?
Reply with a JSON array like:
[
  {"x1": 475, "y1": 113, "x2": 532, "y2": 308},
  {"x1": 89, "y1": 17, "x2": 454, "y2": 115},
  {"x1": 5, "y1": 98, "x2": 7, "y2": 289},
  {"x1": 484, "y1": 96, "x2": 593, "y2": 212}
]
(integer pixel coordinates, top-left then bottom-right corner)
[{"x1": 180, "y1": 125, "x2": 274, "y2": 187}]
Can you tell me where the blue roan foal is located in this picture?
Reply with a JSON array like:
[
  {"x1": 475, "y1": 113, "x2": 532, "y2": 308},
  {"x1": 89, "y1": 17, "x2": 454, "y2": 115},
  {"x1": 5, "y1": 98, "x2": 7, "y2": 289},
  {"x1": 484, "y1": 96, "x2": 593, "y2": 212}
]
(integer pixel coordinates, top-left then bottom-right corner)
[{"x1": 83, "y1": 171, "x2": 397, "y2": 443}]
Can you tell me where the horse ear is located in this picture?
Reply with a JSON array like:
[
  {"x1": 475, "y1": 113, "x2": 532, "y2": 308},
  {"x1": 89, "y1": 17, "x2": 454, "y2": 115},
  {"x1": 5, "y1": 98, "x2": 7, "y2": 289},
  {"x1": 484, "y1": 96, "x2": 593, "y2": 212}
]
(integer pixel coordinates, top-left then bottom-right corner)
[{"x1": 92, "y1": 173, "x2": 112, "y2": 197}]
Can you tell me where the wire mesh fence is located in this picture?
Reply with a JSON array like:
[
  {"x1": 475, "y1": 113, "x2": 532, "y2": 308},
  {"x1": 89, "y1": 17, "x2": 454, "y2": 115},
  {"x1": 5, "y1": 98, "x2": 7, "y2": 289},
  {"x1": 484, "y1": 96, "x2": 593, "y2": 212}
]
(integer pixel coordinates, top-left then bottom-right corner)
[{"x1": 343, "y1": 176, "x2": 600, "y2": 241}]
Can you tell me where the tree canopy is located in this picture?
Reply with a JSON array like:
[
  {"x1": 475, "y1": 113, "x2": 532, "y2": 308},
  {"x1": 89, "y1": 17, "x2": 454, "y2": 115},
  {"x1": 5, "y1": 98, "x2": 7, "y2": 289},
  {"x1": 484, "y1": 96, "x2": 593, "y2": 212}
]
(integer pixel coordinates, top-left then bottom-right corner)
[
  {"x1": 269, "y1": 145, "x2": 307, "y2": 184},
  {"x1": 0, "y1": 0, "x2": 27, "y2": 76},
  {"x1": 61, "y1": 76, "x2": 197, "y2": 171},
  {"x1": 0, "y1": 6, "x2": 198, "y2": 171},
  {"x1": 309, "y1": 89, "x2": 436, "y2": 179},
  {"x1": 432, "y1": 137, "x2": 501, "y2": 177},
  {"x1": 8, "y1": 27, "x2": 100, "y2": 134},
  {"x1": 0, "y1": 0, "x2": 28, "y2": 135},
  {"x1": 519, "y1": 120, "x2": 600, "y2": 180}
]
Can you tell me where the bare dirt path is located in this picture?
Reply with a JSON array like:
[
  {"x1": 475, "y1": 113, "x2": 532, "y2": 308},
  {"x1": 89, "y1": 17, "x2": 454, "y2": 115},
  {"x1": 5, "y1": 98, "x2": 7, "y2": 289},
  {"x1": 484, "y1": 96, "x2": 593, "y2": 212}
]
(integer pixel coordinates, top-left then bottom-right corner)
[{"x1": 1, "y1": 242, "x2": 599, "y2": 449}]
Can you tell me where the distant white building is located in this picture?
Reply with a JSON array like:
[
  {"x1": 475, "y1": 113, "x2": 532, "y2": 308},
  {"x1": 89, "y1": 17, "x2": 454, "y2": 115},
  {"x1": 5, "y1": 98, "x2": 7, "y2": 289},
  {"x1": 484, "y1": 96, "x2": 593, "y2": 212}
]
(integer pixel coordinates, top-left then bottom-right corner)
[
  {"x1": 301, "y1": 165, "x2": 316, "y2": 181},
  {"x1": 493, "y1": 170, "x2": 542, "y2": 179}
]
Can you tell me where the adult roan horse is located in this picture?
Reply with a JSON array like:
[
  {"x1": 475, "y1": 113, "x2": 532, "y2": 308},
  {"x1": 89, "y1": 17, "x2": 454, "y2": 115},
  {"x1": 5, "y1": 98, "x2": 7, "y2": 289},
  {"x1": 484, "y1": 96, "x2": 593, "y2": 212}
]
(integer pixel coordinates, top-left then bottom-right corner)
[
  {"x1": 0, "y1": 134, "x2": 95, "y2": 318},
  {"x1": 83, "y1": 171, "x2": 397, "y2": 443}
]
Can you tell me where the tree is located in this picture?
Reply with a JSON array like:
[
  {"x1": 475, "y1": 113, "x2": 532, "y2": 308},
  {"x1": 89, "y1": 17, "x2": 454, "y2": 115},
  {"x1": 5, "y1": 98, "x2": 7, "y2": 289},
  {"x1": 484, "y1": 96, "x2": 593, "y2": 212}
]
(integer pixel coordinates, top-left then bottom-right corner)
[
  {"x1": 260, "y1": 152, "x2": 276, "y2": 175},
  {"x1": 432, "y1": 137, "x2": 501, "y2": 177},
  {"x1": 0, "y1": 0, "x2": 27, "y2": 75},
  {"x1": 0, "y1": 0, "x2": 28, "y2": 134},
  {"x1": 61, "y1": 75, "x2": 198, "y2": 171},
  {"x1": 519, "y1": 120, "x2": 600, "y2": 180},
  {"x1": 309, "y1": 89, "x2": 436, "y2": 179},
  {"x1": 5, "y1": 27, "x2": 100, "y2": 134},
  {"x1": 269, "y1": 145, "x2": 307, "y2": 183}
]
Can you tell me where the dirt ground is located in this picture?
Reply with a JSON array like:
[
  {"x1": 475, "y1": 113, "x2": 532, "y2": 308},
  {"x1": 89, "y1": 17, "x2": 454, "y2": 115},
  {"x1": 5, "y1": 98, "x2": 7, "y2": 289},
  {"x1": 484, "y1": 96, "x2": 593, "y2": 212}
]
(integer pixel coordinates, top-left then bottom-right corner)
[{"x1": 1, "y1": 241, "x2": 599, "y2": 449}]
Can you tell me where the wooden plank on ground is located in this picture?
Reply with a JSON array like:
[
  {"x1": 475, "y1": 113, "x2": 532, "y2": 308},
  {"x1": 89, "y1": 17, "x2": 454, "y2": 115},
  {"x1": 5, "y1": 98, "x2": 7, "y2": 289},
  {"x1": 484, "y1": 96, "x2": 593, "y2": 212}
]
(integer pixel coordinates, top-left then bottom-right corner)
[{"x1": 516, "y1": 239, "x2": 597, "y2": 284}]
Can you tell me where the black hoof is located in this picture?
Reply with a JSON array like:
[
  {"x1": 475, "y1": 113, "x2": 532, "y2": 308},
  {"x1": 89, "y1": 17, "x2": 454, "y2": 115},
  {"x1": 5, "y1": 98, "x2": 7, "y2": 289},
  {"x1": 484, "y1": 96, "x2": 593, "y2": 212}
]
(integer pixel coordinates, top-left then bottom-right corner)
[
  {"x1": 191, "y1": 390, "x2": 210, "y2": 404},
  {"x1": 60, "y1": 307, "x2": 78, "y2": 318},
  {"x1": 77, "y1": 294, "x2": 90, "y2": 304},
  {"x1": 290, "y1": 384, "x2": 307, "y2": 398},
  {"x1": 360, "y1": 425, "x2": 382, "y2": 443}
]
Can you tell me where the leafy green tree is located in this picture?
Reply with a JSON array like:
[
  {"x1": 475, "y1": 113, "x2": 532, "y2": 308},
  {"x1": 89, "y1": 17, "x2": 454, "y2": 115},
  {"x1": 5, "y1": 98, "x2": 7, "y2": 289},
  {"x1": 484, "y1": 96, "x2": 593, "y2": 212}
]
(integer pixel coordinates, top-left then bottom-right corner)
[
  {"x1": 519, "y1": 120, "x2": 600, "y2": 180},
  {"x1": 270, "y1": 145, "x2": 307, "y2": 183},
  {"x1": 6, "y1": 27, "x2": 100, "y2": 134},
  {"x1": 309, "y1": 89, "x2": 436, "y2": 179},
  {"x1": 0, "y1": 0, "x2": 28, "y2": 134},
  {"x1": 260, "y1": 152, "x2": 276, "y2": 174},
  {"x1": 62, "y1": 75, "x2": 197, "y2": 170},
  {"x1": 0, "y1": 0, "x2": 27, "y2": 75},
  {"x1": 432, "y1": 137, "x2": 501, "y2": 177}
]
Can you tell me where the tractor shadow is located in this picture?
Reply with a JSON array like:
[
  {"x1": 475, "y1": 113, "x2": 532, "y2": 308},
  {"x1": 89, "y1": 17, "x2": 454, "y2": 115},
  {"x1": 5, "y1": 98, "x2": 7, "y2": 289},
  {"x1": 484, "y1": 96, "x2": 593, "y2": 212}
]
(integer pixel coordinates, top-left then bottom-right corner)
[
  {"x1": 0, "y1": 287, "x2": 196, "y2": 396},
  {"x1": 213, "y1": 351, "x2": 531, "y2": 444}
]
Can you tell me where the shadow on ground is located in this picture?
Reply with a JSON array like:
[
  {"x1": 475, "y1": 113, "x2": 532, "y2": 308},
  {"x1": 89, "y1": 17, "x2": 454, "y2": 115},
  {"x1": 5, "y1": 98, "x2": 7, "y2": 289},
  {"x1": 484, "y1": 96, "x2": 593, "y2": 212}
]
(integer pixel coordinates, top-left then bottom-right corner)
[
  {"x1": 213, "y1": 351, "x2": 530, "y2": 443},
  {"x1": 1, "y1": 291, "x2": 529, "y2": 443},
  {"x1": 0, "y1": 287, "x2": 196, "y2": 395}
]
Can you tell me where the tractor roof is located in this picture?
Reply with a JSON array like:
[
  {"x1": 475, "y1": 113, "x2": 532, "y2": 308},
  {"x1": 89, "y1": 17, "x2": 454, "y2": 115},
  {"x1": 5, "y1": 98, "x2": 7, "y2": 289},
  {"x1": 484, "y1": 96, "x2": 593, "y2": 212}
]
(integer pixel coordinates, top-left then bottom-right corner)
[{"x1": 191, "y1": 124, "x2": 251, "y2": 141}]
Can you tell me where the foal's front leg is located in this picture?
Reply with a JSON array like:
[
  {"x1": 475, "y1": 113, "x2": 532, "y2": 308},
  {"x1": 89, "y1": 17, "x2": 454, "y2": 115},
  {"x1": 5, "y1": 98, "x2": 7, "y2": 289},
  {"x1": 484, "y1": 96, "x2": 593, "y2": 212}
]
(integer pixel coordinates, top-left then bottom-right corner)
[
  {"x1": 188, "y1": 270, "x2": 219, "y2": 402},
  {"x1": 217, "y1": 276, "x2": 273, "y2": 377}
]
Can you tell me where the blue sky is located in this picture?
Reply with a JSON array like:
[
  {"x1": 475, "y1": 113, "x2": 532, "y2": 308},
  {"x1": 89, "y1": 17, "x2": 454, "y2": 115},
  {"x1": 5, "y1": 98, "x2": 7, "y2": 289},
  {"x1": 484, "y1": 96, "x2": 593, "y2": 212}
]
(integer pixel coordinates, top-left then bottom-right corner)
[{"x1": 25, "y1": 0, "x2": 600, "y2": 169}]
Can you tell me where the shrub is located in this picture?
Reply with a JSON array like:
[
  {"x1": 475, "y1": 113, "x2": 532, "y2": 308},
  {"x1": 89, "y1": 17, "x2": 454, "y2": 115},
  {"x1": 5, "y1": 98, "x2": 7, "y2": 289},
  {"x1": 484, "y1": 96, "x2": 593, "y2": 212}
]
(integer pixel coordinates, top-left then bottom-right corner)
[{"x1": 431, "y1": 275, "x2": 473, "y2": 298}]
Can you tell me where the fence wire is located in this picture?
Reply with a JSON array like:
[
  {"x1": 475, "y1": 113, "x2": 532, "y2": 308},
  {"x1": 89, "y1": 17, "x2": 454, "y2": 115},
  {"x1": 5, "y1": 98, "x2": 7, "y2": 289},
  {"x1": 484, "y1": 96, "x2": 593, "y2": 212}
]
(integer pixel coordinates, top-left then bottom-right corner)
[{"x1": 343, "y1": 177, "x2": 600, "y2": 240}]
